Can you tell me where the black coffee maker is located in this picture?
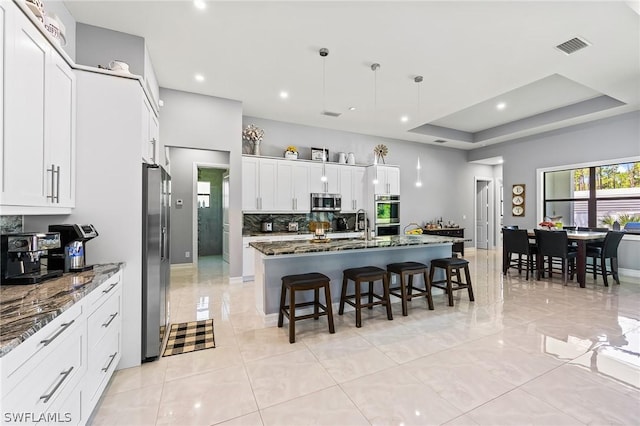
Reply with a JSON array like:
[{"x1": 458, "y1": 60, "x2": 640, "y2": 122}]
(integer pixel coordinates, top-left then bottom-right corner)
[
  {"x1": 1, "y1": 232, "x2": 63, "y2": 284},
  {"x1": 48, "y1": 224, "x2": 98, "y2": 272}
]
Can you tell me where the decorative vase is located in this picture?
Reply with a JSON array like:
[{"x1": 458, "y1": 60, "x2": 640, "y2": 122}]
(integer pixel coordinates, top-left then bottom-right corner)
[
  {"x1": 253, "y1": 140, "x2": 261, "y2": 156},
  {"x1": 284, "y1": 151, "x2": 298, "y2": 160}
]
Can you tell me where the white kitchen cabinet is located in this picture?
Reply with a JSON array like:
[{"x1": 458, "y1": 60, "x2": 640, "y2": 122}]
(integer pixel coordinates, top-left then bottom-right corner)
[
  {"x1": 0, "y1": 270, "x2": 123, "y2": 426},
  {"x1": 339, "y1": 166, "x2": 366, "y2": 212},
  {"x1": 141, "y1": 96, "x2": 159, "y2": 164},
  {"x1": 309, "y1": 162, "x2": 340, "y2": 194},
  {"x1": 84, "y1": 275, "x2": 122, "y2": 414},
  {"x1": 242, "y1": 156, "x2": 277, "y2": 211},
  {"x1": 1, "y1": 3, "x2": 75, "y2": 212},
  {"x1": 276, "y1": 161, "x2": 310, "y2": 212},
  {"x1": 369, "y1": 165, "x2": 400, "y2": 195},
  {"x1": 46, "y1": 52, "x2": 76, "y2": 208}
]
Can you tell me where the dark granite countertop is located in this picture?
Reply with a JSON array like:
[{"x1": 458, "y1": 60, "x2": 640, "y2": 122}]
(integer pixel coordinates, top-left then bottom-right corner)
[
  {"x1": 243, "y1": 230, "x2": 363, "y2": 237},
  {"x1": 0, "y1": 263, "x2": 124, "y2": 357},
  {"x1": 250, "y1": 234, "x2": 462, "y2": 256}
]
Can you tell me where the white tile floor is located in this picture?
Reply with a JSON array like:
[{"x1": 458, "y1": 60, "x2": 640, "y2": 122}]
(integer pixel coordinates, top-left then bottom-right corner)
[{"x1": 91, "y1": 250, "x2": 640, "y2": 426}]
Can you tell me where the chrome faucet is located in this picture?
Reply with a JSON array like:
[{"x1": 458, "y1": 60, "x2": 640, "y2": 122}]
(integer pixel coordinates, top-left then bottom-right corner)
[{"x1": 356, "y1": 208, "x2": 370, "y2": 240}]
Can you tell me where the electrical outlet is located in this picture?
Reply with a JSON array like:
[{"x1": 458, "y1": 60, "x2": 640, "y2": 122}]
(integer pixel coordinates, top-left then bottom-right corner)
[{"x1": 185, "y1": 251, "x2": 190, "y2": 258}]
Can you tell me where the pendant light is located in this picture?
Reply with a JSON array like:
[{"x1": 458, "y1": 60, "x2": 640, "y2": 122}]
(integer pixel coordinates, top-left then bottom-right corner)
[
  {"x1": 371, "y1": 63, "x2": 380, "y2": 185},
  {"x1": 414, "y1": 75, "x2": 423, "y2": 188},
  {"x1": 320, "y1": 48, "x2": 329, "y2": 186}
]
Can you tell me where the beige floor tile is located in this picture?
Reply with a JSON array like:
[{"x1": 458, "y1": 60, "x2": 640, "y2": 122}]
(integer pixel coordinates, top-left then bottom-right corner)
[
  {"x1": 88, "y1": 252, "x2": 640, "y2": 426},
  {"x1": 307, "y1": 335, "x2": 397, "y2": 383},
  {"x1": 90, "y1": 384, "x2": 163, "y2": 426},
  {"x1": 213, "y1": 411, "x2": 264, "y2": 426},
  {"x1": 466, "y1": 388, "x2": 584, "y2": 425},
  {"x1": 340, "y1": 366, "x2": 463, "y2": 425},
  {"x1": 156, "y1": 365, "x2": 257, "y2": 426},
  {"x1": 105, "y1": 357, "x2": 168, "y2": 395},
  {"x1": 164, "y1": 344, "x2": 243, "y2": 382},
  {"x1": 260, "y1": 386, "x2": 370, "y2": 426},
  {"x1": 244, "y1": 348, "x2": 336, "y2": 409},
  {"x1": 521, "y1": 363, "x2": 640, "y2": 425}
]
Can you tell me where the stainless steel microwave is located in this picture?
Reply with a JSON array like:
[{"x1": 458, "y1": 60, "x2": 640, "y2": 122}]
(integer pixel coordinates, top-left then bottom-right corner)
[{"x1": 311, "y1": 193, "x2": 341, "y2": 212}]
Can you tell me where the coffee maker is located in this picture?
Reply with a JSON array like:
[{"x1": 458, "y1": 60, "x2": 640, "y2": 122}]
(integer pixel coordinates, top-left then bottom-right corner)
[
  {"x1": 1, "y1": 232, "x2": 63, "y2": 284},
  {"x1": 48, "y1": 224, "x2": 98, "y2": 272}
]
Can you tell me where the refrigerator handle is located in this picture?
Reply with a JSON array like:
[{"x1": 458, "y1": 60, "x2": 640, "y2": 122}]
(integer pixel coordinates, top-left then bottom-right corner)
[{"x1": 160, "y1": 226, "x2": 166, "y2": 260}]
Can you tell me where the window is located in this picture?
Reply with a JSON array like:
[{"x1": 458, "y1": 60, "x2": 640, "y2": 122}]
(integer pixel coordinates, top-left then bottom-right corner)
[
  {"x1": 197, "y1": 181, "x2": 210, "y2": 208},
  {"x1": 543, "y1": 161, "x2": 640, "y2": 228}
]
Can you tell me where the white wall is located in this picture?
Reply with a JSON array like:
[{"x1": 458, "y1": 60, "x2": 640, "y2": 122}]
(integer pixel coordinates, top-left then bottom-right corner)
[
  {"x1": 242, "y1": 116, "x2": 494, "y2": 244},
  {"x1": 469, "y1": 111, "x2": 640, "y2": 271},
  {"x1": 168, "y1": 147, "x2": 229, "y2": 264},
  {"x1": 46, "y1": 0, "x2": 76, "y2": 61},
  {"x1": 159, "y1": 88, "x2": 243, "y2": 278}
]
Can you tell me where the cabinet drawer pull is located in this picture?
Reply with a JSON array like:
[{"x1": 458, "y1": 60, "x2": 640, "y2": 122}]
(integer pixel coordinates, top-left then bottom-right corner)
[
  {"x1": 46, "y1": 164, "x2": 56, "y2": 201},
  {"x1": 40, "y1": 367, "x2": 74, "y2": 403},
  {"x1": 40, "y1": 320, "x2": 75, "y2": 347},
  {"x1": 102, "y1": 313, "x2": 118, "y2": 328},
  {"x1": 101, "y1": 352, "x2": 118, "y2": 372},
  {"x1": 102, "y1": 281, "x2": 119, "y2": 294}
]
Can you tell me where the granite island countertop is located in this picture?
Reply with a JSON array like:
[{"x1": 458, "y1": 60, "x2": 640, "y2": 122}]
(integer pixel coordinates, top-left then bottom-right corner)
[
  {"x1": 0, "y1": 263, "x2": 124, "y2": 357},
  {"x1": 250, "y1": 234, "x2": 462, "y2": 256}
]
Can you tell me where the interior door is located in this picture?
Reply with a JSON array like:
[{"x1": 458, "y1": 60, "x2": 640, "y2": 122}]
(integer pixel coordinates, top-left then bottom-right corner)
[
  {"x1": 476, "y1": 180, "x2": 490, "y2": 249},
  {"x1": 222, "y1": 173, "x2": 230, "y2": 263}
]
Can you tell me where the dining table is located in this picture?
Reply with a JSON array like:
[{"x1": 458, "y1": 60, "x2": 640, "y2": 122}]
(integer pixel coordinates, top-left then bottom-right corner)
[{"x1": 527, "y1": 229, "x2": 607, "y2": 288}]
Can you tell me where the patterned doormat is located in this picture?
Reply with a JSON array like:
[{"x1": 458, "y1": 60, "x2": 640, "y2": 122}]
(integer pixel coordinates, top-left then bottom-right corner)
[{"x1": 162, "y1": 319, "x2": 216, "y2": 357}]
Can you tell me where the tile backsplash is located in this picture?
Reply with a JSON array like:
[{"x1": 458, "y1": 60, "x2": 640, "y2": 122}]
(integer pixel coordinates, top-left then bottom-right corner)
[
  {"x1": 0, "y1": 215, "x2": 23, "y2": 233},
  {"x1": 243, "y1": 212, "x2": 358, "y2": 234}
]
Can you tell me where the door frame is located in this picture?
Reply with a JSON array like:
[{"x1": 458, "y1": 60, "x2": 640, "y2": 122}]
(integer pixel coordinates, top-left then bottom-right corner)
[
  {"x1": 474, "y1": 176, "x2": 495, "y2": 250},
  {"x1": 192, "y1": 162, "x2": 230, "y2": 267}
]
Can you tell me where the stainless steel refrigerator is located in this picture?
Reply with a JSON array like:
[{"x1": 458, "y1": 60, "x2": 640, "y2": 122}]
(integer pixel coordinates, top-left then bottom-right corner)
[{"x1": 142, "y1": 164, "x2": 171, "y2": 361}]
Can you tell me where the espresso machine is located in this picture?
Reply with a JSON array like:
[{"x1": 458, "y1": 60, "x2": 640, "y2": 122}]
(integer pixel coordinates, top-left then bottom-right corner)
[
  {"x1": 1, "y1": 232, "x2": 63, "y2": 284},
  {"x1": 48, "y1": 224, "x2": 98, "y2": 272}
]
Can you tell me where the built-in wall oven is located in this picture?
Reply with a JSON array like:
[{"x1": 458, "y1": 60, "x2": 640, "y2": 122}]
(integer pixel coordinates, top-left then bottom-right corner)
[{"x1": 374, "y1": 195, "x2": 400, "y2": 236}]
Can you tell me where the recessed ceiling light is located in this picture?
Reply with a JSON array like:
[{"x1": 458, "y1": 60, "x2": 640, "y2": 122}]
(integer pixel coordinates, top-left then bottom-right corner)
[
  {"x1": 349, "y1": 107, "x2": 356, "y2": 111},
  {"x1": 401, "y1": 115, "x2": 409, "y2": 123},
  {"x1": 496, "y1": 102, "x2": 506, "y2": 110},
  {"x1": 194, "y1": 74, "x2": 205, "y2": 82},
  {"x1": 193, "y1": 0, "x2": 206, "y2": 10},
  {"x1": 279, "y1": 91, "x2": 289, "y2": 99}
]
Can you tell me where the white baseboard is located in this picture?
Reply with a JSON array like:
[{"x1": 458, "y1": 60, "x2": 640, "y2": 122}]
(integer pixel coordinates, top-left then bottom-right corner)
[
  {"x1": 170, "y1": 263, "x2": 195, "y2": 270},
  {"x1": 619, "y1": 268, "x2": 640, "y2": 278}
]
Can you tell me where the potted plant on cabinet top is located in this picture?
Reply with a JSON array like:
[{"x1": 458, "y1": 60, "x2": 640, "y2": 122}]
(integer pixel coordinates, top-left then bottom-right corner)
[{"x1": 284, "y1": 145, "x2": 298, "y2": 159}]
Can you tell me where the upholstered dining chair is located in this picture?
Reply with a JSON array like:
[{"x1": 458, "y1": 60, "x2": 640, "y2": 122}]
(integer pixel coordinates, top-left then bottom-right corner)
[
  {"x1": 503, "y1": 228, "x2": 537, "y2": 280},
  {"x1": 586, "y1": 231, "x2": 625, "y2": 286},
  {"x1": 534, "y1": 229, "x2": 577, "y2": 284}
]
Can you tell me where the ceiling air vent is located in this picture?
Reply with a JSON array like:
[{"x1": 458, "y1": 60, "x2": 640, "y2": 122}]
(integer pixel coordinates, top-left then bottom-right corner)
[
  {"x1": 555, "y1": 37, "x2": 590, "y2": 55},
  {"x1": 433, "y1": 139, "x2": 447, "y2": 144},
  {"x1": 321, "y1": 111, "x2": 342, "y2": 117}
]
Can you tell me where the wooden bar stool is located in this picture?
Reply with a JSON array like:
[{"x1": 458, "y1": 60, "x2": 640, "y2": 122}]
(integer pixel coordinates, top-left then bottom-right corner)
[
  {"x1": 429, "y1": 257, "x2": 474, "y2": 307},
  {"x1": 278, "y1": 272, "x2": 335, "y2": 343},
  {"x1": 339, "y1": 266, "x2": 393, "y2": 327},
  {"x1": 387, "y1": 262, "x2": 434, "y2": 316}
]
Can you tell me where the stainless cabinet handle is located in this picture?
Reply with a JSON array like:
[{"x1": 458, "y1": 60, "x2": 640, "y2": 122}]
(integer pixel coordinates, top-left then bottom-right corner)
[
  {"x1": 102, "y1": 312, "x2": 118, "y2": 328},
  {"x1": 47, "y1": 164, "x2": 56, "y2": 201},
  {"x1": 40, "y1": 367, "x2": 74, "y2": 403},
  {"x1": 151, "y1": 138, "x2": 157, "y2": 163},
  {"x1": 102, "y1": 281, "x2": 119, "y2": 294},
  {"x1": 40, "y1": 320, "x2": 75, "y2": 346},
  {"x1": 101, "y1": 352, "x2": 118, "y2": 372},
  {"x1": 55, "y1": 165, "x2": 60, "y2": 203}
]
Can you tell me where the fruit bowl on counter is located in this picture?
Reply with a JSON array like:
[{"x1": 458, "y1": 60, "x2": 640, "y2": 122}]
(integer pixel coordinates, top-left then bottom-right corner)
[{"x1": 404, "y1": 223, "x2": 423, "y2": 235}]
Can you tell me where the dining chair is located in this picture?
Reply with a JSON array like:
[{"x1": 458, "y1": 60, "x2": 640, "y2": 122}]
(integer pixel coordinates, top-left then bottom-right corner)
[
  {"x1": 503, "y1": 228, "x2": 537, "y2": 280},
  {"x1": 534, "y1": 230, "x2": 577, "y2": 284},
  {"x1": 586, "y1": 231, "x2": 625, "y2": 286}
]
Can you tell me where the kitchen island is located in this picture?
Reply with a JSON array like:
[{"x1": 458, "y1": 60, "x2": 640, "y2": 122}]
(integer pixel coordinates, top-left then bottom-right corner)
[{"x1": 250, "y1": 235, "x2": 461, "y2": 316}]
